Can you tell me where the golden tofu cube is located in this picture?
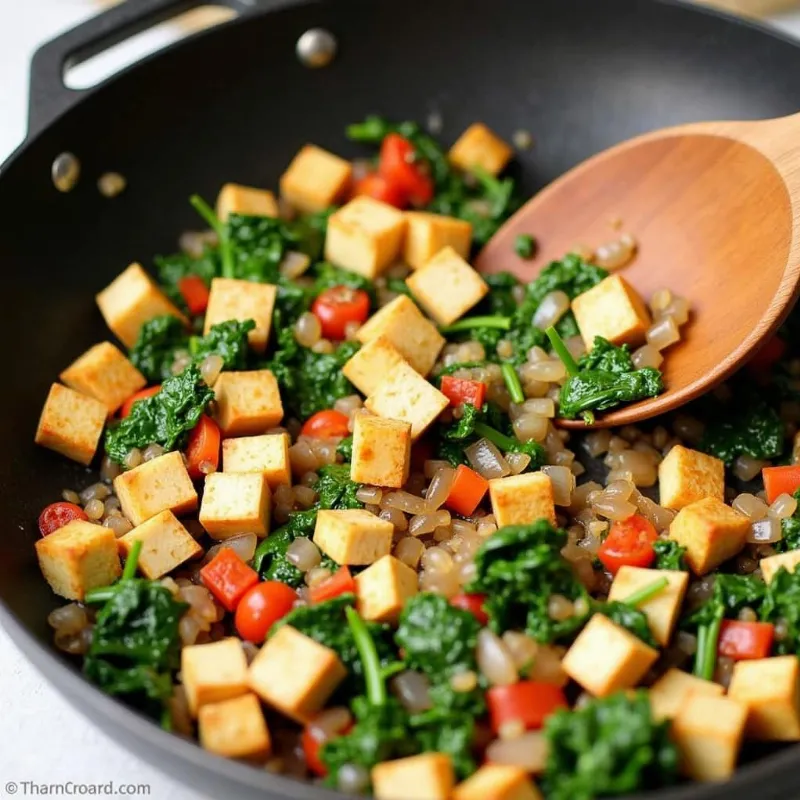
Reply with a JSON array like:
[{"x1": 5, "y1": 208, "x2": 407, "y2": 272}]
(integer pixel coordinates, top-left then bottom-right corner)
[
  {"x1": 403, "y1": 212, "x2": 473, "y2": 270},
  {"x1": 35, "y1": 520, "x2": 121, "y2": 601},
  {"x1": 356, "y1": 295, "x2": 445, "y2": 376},
  {"x1": 607, "y1": 566, "x2": 689, "y2": 646},
  {"x1": 659, "y1": 445, "x2": 724, "y2": 510},
  {"x1": 453, "y1": 765, "x2": 542, "y2": 800},
  {"x1": 199, "y1": 472, "x2": 271, "y2": 539},
  {"x1": 113, "y1": 450, "x2": 198, "y2": 526},
  {"x1": 203, "y1": 278, "x2": 277, "y2": 354},
  {"x1": 351, "y1": 412, "x2": 412, "y2": 488},
  {"x1": 365, "y1": 360, "x2": 449, "y2": 441},
  {"x1": 280, "y1": 144, "x2": 352, "y2": 213},
  {"x1": 343, "y1": 336, "x2": 409, "y2": 397},
  {"x1": 213, "y1": 370, "x2": 283, "y2": 436},
  {"x1": 118, "y1": 510, "x2": 202, "y2": 580},
  {"x1": 222, "y1": 433, "x2": 291, "y2": 489},
  {"x1": 216, "y1": 183, "x2": 278, "y2": 222},
  {"x1": 406, "y1": 247, "x2": 489, "y2": 327},
  {"x1": 668, "y1": 497, "x2": 750, "y2": 575},
  {"x1": 648, "y1": 668, "x2": 724, "y2": 721},
  {"x1": 672, "y1": 694, "x2": 748, "y2": 781},
  {"x1": 60, "y1": 342, "x2": 146, "y2": 415},
  {"x1": 325, "y1": 196, "x2": 407, "y2": 279},
  {"x1": 760, "y1": 549, "x2": 800, "y2": 583},
  {"x1": 572, "y1": 275, "x2": 652, "y2": 349},
  {"x1": 561, "y1": 614, "x2": 659, "y2": 697},
  {"x1": 96, "y1": 263, "x2": 188, "y2": 348},
  {"x1": 248, "y1": 625, "x2": 346, "y2": 723},
  {"x1": 488, "y1": 473, "x2": 556, "y2": 527},
  {"x1": 198, "y1": 693, "x2": 271, "y2": 760},
  {"x1": 372, "y1": 753, "x2": 455, "y2": 800},
  {"x1": 729, "y1": 656, "x2": 800, "y2": 741},
  {"x1": 35, "y1": 383, "x2": 107, "y2": 466},
  {"x1": 355, "y1": 555, "x2": 418, "y2": 623},
  {"x1": 449, "y1": 123, "x2": 513, "y2": 177},
  {"x1": 181, "y1": 637, "x2": 249, "y2": 717},
  {"x1": 313, "y1": 509, "x2": 394, "y2": 565}
]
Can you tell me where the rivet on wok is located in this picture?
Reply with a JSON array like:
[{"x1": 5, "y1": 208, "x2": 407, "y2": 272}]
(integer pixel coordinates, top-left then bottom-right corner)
[
  {"x1": 296, "y1": 28, "x2": 337, "y2": 68},
  {"x1": 52, "y1": 152, "x2": 80, "y2": 193}
]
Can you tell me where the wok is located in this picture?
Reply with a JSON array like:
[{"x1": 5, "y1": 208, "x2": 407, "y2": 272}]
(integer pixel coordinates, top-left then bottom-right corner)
[{"x1": 2, "y1": 0, "x2": 800, "y2": 797}]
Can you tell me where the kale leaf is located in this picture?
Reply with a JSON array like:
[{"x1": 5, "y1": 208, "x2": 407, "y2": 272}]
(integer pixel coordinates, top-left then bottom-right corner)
[
  {"x1": 653, "y1": 540, "x2": 687, "y2": 571},
  {"x1": 760, "y1": 566, "x2": 800, "y2": 655},
  {"x1": 154, "y1": 248, "x2": 219, "y2": 312},
  {"x1": 577, "y1": 336, "x2": 634, "y2": 373},
  {"x1": 684, "y1": 574, "x2": 766, "y2": 629},
  {"x1": 336, "y1": 436, "x2": 354, "y2": 462},
  {"x1": 130, "y1": 315, "x2": 188, "y2": 383},
  {"x1": 775, "y1": 489, "x2": 800, "y2": 553},
  {"x1": 189, "y1": 319, "x2": 255, "y2": 370},
  {"x1": 558, "y1": 367, "x2": 663, "y2": 420},
  {"x1": 315, "y1": 463, "x2": 363, "y2": 510},
  {"x1": 601, "y1": 601, "x2": 657, "y2": 648}
]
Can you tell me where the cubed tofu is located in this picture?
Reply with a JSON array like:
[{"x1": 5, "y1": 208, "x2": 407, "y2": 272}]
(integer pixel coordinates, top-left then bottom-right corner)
[
  {"x1": 572, "y1": 275, "x2": 651, "y2": 349},
  {"x1": 199, "y1": 472, "x2": 271, "y2": 539},
  {"x1": 403, "y1": 212, "x2": 473, "y2": 270},
  {"x1": 488, "y1": 473, "x2": 556, "y2": 527},
  {"x1": 607, "y1": 566, "x2": 689, "y2": 646},
  {"x1": 668, "y1": 497, "x2": 750, "y2": 575},
  {"x1": 659, "y1": 445, "x2": 724, "y2": 510},
  {"x1": 35, "y1": 520, "x2": 121, "y2": 601},
  {"x1": 355, "y1": 555, "x2": 418, "y2": 623},
  {"x1": 365, "y1": 361, "x2": 449, "y2": 440},
  {"x1": 372, "y1": 753, "x2": 455, "y2": 800},
  {"x1": 342, "y1": 336, "x2": 409, "y2": 396},
  {"x1": 561, "y1": 614, "x2": 659, "y2": 697},
  {"x1": 248, "y1": 625, "x2": 346, "y2": 723},
  {"x1": 216, "y1": 182, "x2": 278, "y2": 221},
  {"x1": 60, "y1": 342, "x2": 146, "y2": 415},
  {"x1": 198, "y1": 693, "x2": 271, "y2": 760},
  {"x1": 760, "y1": 549, "x2": 800, "y2": 583},
  {"x1": 356, "y1": 295, "x2": 445, "y2": 376},
  {"x1": 113, "y1": 450, "x2": 198, "y2": 526},
  {"x1": 351, "y1": 412, "x2": 411, "y2": 488},
  {"x1": 214, "y1": 370, "x2": 283, "y2": 436},
  {"x1": 181, "y1": 637, "x2": 249, "y2": 717},
  {"x1": 203, "y1": 278, "x2": 277, "y2": 354},
  {"x1": 35, "y1": 383, "x2": 107, "y2": 466},
  {"x1": 313, "y1": 509, "x2": 394, "y2": 565},
  {"x1": 222, "y1": 433, "x2": 291, "y2": 489},
  {"x1": 96, "y1": 263, "x2": 188, "y2": 348},
  {"x1": 280, "y1": 144, "x2": 352, "y2": 213},
  {"x1": 325, "y1": 196, "x2": 406, "y2": 279},
  {"x1": 648, "y1": 668, "x2": 724, "y2": 721},
  {"x1": 406, "y1": 247, "x2": 489, "y2": 327},
  {"x1": 453, "y1": 765, "x2": 542, "y2": 800},
  {"x1": 118, "y1": 510, "x2": 202, "y2": 580},
  {"x1": 672, "y1": 694, "x2": 748, "y2": 781},
  {"x1": 448, "y1": 123, "x2": 513, "y2": 177}
]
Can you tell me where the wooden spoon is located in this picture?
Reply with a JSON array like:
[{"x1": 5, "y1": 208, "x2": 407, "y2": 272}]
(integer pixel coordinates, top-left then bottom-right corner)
[{"x1": 476, "y1": 114, "x2": 800, "y2": 429}]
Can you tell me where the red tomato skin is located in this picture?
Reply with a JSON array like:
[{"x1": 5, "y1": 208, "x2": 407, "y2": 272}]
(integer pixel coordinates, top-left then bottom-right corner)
[
  {"x1": 301, "y1": 409, "x2": 351, "y2": 439},
  {"x1": 200, "y1": 549, "x2": 259, "y2": 612},
  {"x1": 302, "y1": 720, "x2": 354, "y2": 777},
  {"x1": 353, "y1": 172, "x2": 408, "y2": 209},
  {"x1": 311, "y1": 287, "x2": 371, "y2": 341},
  {"x1": 718, "y1": 620, "x2": 775, "y2": 661},
  {"x1": 597, "y1": 514, "x2": 658, "y2": 575},
  {"x1": 38, "y1": 502, "x2": 89, "y2": 536},
  {"x1": 235, "y1": 581, "x2": 298, "y2": 643},
  {"x1": 379, "y1": 134, "x2": 434, "y2": 205},
  {"x1": 487, "y1": 682, "x2": 568, "y2": 734},
  {"x1": 178, "y1": 275, "x2": 210, "y2": 315},
  {"x1": 185, "y1": 415, "x2": 221, "y2": 480},
  {"x1": 451, "y1": 593, "x2": 489, "y2": 626}
]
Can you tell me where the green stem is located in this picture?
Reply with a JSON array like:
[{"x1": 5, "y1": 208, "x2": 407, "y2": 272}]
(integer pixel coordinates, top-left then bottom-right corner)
[
  {"x1": 501, "y1": 363, "x2": 525, "y2": 404},
  {"x1": 122, "y1": 539, "x2": 143, "y2": 582},
  {"x1": 545, "y1": 326, "x2": 580, "y2": 377},
  {"x1": 473, "y1": 422, "x2": 515, "y2": 451},
  {"x1": 190, "y1": 194, "x2": 234, "y2": 279},
  {"x1": 441, "y1": 316, "x2": 511, "y2": 334},
  {"x1": 345, "y1": 606, "x2": 386, "y2": 706},
  {"x1": 624, "y1": 577, "x2": 669, "y2": 607},
  {"x1": 694, "y1": 616, "x2": 722, "y2": 681},
  {"x1": 83, "y1": 586, "x2": 118, "y2": 604}
]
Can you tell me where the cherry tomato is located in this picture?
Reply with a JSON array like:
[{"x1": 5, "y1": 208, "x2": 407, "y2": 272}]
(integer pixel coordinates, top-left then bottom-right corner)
[
  {"x1": 353, "y1": 172, "x2": 408, "y2": 209},
  {"x1": 597, "y1": 514, "x2": 658, "y2": 575},
  {"x1": 451, "y1": 593, "x2": 489, "y2": 626},
  {"x1": 311, "y1": 286, "x2": 371, "y2": 341},
  {"x1": 185, "y1": 415, "x2": 221, "y2": 480},
  {"x1": 301, "y1": 409, "x2": 351, "y2": 439},
  {"x1": 178, "y1": 275, "x2": 210, "y2": 315},
  {"x1": 302, "y1": 715, "x2": 353, "y2": 777},
  {"x1": 234, "y1": 581, "x2": 298, "y2": 643},
  {"x1": 379, "y1": 133, "x2": 434, "y2": 206},
  {"x1": 120, "y1": 385, "x2": 161, "y2": 418},
  {"x1": 38, "y1": 502, "x2": 89, "y2": 537}
]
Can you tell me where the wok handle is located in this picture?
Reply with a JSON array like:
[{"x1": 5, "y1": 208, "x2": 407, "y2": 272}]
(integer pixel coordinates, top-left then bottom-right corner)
[{"x1": 27, "y1": 0, "x2": 254, "y2": 137}]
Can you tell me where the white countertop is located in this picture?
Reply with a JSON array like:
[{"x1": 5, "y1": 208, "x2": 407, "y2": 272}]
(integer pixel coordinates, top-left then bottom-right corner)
[{"x1": 3, "y1": 1, "x2": 800, "y2": 795}]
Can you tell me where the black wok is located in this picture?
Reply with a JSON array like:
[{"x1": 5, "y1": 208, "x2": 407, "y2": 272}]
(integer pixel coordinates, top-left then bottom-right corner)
[{"x1": 2, "y1": 0, "x2": 800, "y2": 797}]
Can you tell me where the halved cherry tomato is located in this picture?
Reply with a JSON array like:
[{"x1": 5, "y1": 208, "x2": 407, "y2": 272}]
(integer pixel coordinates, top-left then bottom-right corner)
[
  {"x1": 379, "y1": 133, "x2": 434, "y2": 206},
  {"x1": 301, "y1": 409, "x2": 351, "y2": 439},
  {"x1": 597, "y1": 514, "x2": 658, "y2": 575},
  {"x1": 235, "y1": 581, "x2": 298, "y2": 643},
  {"x1": 445, "y1": 465, "x2": 489, "y2": 517},
  {"x1": 311, "y1": 286, "x2": 371, "y2": 341},
  {"x1": 718, "y1": 620, "x2": 775, "y2": 661},
  {"x1": 353, "y1": 172, "x2": 408, "y2": 209},
  {"x1": 310, "y1": 567, "x2": 356, "y2": 604},
  {"x1": 178, "y1": 275, "x2": 210, "y2": 315},
  {"x1": 302, "y1": 715, "x2": 354, "y2": 777},
  {"x1": 451, "y1": 593, "x2": 489, "y2": 626},
  {"x1": 200, "y1": 548, "x2": 259, "y2": 612},
  {"x1": 120, "y1": 385, "x2": 161, "y2": 418},
  {"x1": 38, "y1": 502, "x2": 89, "y2": 537},
  {"x1": 185, "y1": 415, "x2": 221, "y2": 480},
  {"x1": 440, "y1": 376, "x2": 487, "y2": 409},
  {"x1": 748, "y1": 335, "x2": 787, "y2": 375},
  {"x1": 487, "y1": 682, "x2": 568, "y2": 734},
  {"x1": 762, "y1": 465, "x2": 800, "y2": 505}
]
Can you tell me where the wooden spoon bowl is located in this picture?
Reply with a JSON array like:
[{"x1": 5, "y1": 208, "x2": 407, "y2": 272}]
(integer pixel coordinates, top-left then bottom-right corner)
[{"x1": 476, "y1": 115, "x2": 800, "y2": 429}]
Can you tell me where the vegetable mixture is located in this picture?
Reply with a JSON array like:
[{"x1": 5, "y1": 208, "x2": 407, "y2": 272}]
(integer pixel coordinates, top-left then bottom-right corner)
[{"x1": 32, "y1": 117, "x2": 800, "y2": 800}]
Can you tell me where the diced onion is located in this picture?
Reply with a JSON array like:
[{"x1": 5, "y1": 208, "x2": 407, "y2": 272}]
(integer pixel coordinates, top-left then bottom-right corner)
[
  {"x1": 732, "y1": 493, "x2": 769, "y2": 521},
  {"x1": 394, "y1": 536, "x2": 424, "y2": 568},
  {"x1": 391, "y1": 670, "x2": 432, "y2": 713},
  {"x1": 466, "y1": 438, "x2": 511, "y2": 479},
  {"x1": 532, "y1": 291, "x2": 570, "y2": 329},
  {"x1": 205, "y1": 532, "x2": 257, "y2": 564},
  {"x1": 286, "y1": 537, "x2": 322, "y2": 572},
  {"x1": 426, "y1": 468, "x2": 456, "y2": 509},
  {"x1": 646, "y1": 316, "x2": 680, "y2": 351},
  {"x1": 542, "y1": 465, "x2": 575, "y2": 506},
  {"x1": 632, "y1": 344, "x2": 663, "y2": 370},
  {"x1": 486, "y1": 732, "x2": 548, "y2": 773},
  {"x1": 769, "y1": 493, "x2": 798, "y2": 520},
  {"x1": 382, "y1": 491, "x2": 430, "y2": 515},
  {"x1": 477, "y1": 629, "x2": 518, "y2": 686},
  {"x1": 747, "y1": 517, "x2": 782, "y2": 544}
]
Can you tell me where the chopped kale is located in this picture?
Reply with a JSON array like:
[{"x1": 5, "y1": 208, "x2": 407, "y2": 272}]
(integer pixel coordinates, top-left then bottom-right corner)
[
  {"x1": 653, "y1": 540, "x2": 687, "y2": 571},
  {"x1": 189, "y1": 319, "x2": 255, "y2": 370},
  {"x1": 315, "y1": 463, "x2": 363, "y2": 510},
  {"x1": 154, "y1": 247, "x2": 219, "y2": 312},
  {"x1": 759, "y1": 566, "x2": 800, "y2": 656},
  {"x1": 337, "y1": 435, "x2": 354, "y2": 462},
  {"x1": 601, "y1": 601, "x2": 657, "y2": 648},
  {"x1": 578, "y1": 336, "x2": 634, "y2": 373},
  {"x1": 514, "y1": 234, "x2": 537, "y2": 259},
  {"x1": 775, "y1": 488, "x2": 800, "y2": 553},
  {"x1": 558, "y1": 367, "x2": 663, "y2": 421},
  {"x1": 130, "y1": 315, "x2": 189, "y2": 383}
]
